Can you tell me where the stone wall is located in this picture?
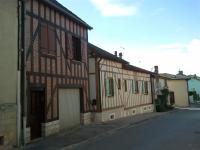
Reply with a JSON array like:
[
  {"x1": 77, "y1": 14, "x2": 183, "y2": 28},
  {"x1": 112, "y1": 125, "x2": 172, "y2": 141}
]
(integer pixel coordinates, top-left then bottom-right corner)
[
  {"x1": 93, "y1": 107, "x2": 124, "y2": 122},
  {"x1": 93, "y1": 104, "x2": 154, "y2": 122},
  {"x1": 0, "y1": 104, "x2": 17, "y2": 146},
  {"x1": 25, "y1": 127, "x2": 30, "y2": 144},
  {"x1": 81, "y1": 112, "x2": 92, "y2": 125},
  {"x1": 41, "y1": 120, "x2": 60, "y2": 137}
]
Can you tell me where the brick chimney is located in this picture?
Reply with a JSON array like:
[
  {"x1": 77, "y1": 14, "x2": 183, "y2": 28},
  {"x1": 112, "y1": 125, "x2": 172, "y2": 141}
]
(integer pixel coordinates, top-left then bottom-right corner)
[
  {"x1": 154, "y1": 66, "x2": 159, "y2": 74},
  {"x1": 119, "y1": 52, "x2": 122, "y2": 59},
  {"x1": 114, "y1": 51, "x2": 117, "y2": 56},
  {"x1": 178, "y1": 70, "x2": 183, "y2": 75}
]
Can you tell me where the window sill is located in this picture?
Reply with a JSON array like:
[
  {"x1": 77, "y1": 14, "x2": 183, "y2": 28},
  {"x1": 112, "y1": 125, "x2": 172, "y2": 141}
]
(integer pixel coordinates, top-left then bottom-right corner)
[
  {"x1": 133, "y1": 92, "x2": 139, "y2": 94},
  {"x1": 72, "y1": 59, "x2": 82, "y2": 63},
  {"x1": 107, "y1": 95, "x2": 114, "y2": 97},
  {"x1": 41, "y1": 52, "x2": 56, "y2": 58}
]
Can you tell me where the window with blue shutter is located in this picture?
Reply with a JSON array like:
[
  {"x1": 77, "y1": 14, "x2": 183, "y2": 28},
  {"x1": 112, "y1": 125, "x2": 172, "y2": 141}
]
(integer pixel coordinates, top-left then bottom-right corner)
[
  {"x1": 135, "y1": 80, "x2": 139, "y2": 93},
  {"x1": 124, "y1": 80, "x2": 127, "y2": 92},
  {"x1": 132, "y1": 80, "x2": 134, "y2": 93},
  {"x1": 141, "y1": 81, "x2": 144, "y2": 94},
  {"x1": 106, "y1": 78, "x2": 114, "y2": 96},
  {"x1": 144, "y1": 81, "x2": 148, "y2": 94},
  {"x1": 118, "y1": 78, "x2": 121, "y2": 90}
]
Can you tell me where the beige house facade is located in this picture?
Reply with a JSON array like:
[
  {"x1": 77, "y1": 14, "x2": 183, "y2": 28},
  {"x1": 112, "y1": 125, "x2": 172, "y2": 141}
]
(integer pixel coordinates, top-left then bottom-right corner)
[
  {"x1": 89, "y1": 44, "x2": 155, "y2": 122},
  {"x1": 0, "y1": 1, "x2": 19, "y2": 146},
  {"x1": 167, "y1": 80, "x2": 189, "y2": 107},
  {"x1": 160, "y1": 73, "x2": 189, "y2": 107}
]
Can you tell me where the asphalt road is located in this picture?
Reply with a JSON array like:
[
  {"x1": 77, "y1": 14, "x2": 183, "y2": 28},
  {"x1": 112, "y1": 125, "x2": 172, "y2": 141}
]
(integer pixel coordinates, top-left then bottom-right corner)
[{"x1": 72, "y1": 110, "x2": 200, "y2": 150}]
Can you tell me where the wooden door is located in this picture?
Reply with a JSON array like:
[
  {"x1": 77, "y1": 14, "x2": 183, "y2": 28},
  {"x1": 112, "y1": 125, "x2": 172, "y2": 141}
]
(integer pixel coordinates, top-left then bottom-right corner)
[{"x1": 30, "y1": 89, "x2": 45, "y2": 140}]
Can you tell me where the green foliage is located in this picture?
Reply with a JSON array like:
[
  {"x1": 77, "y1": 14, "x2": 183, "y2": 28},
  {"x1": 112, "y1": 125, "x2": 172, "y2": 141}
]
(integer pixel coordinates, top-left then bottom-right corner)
[
  {"x1": 155, "y1": 88, "x2": 172, "y2": 112},
  {"x1": 161, "y1": 88, "x2": 169, "y2": 96},
  {"x1": 188, "y1": 91, "x2": 194, "y2": 96},
  {"x1": 189, "y1": 90, "x2": 200, "y2": 101}
]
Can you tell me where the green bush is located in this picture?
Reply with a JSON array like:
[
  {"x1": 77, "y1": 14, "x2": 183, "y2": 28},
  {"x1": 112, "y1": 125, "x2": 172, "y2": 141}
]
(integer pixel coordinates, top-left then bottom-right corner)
[{"x1": 155, "y1": 88, "x2": 172, "y2": 112}]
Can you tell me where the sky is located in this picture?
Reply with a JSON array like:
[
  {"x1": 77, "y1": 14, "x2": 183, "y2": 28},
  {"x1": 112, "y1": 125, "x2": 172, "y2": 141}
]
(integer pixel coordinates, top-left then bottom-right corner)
[{"x1": 57, "y1": 0, "x2": 200, "y2": 75}]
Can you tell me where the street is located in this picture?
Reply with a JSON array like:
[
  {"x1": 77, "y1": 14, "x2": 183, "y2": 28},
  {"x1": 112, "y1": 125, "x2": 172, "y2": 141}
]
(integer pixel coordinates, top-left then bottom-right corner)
[{"x1": 70, "y1": 110, "x2": 200, "y2": 150}]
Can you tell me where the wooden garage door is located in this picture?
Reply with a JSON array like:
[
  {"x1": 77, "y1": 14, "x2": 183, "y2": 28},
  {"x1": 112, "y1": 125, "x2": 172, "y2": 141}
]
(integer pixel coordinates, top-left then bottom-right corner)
[{"x1": 59, "y1": 89, "x2": 80, "y2": 130}]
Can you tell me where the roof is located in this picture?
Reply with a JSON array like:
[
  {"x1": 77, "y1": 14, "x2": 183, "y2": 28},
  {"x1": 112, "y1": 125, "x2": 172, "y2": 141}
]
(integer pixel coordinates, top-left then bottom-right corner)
[
  {"x1": 188, "y1": 75, "x2": 200, "y2": 80},
  {"x1": 43, "y1": 0, "x2": 92, "y2": 30},
  {"x1": 159, "y1": 73, "x2": 190, "y2": 80},
  {"x1": 88, "y1": 43, "x2": 154, "y2": 75},
  {"x1": 123, "y1": 64, "x2": 155, "y2": 75},
  {"x1": 88, "y1": 43, "x2": 129, "y2": 64}
]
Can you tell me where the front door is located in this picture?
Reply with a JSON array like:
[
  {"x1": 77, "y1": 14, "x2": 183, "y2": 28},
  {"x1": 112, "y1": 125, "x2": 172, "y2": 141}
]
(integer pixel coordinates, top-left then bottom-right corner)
[{"x1": 30, "y1": 88, "x2": 45, "y2": 140}]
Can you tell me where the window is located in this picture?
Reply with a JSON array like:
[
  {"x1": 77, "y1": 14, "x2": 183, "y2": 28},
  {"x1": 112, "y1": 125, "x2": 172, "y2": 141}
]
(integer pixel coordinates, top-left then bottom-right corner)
[
  {"x1": 132, "y1": 80, "x2": 139, "y2": 93},
  {"x1": 142, "y1": 81, "x2": 148, "y2": 94},
  {"x1": 40, "y1": 23, "x2": 56, "y2": 55},
  {"x1": 118, "y1": 78, "x2": 121, "y2": 89},
  {"x1": 72, "y1": 36, "x2": 81, "y2": 61},
  {"x1": 106, "y1": 78, "x2": 114, "y2": 96},
  {"x1": 124, "y1": 80, "x2": 127, "y2": 92}
]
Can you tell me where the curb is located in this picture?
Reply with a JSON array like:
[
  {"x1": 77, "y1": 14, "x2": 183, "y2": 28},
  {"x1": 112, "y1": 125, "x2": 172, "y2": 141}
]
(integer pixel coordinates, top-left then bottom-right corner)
[{"x1": 61, "y1": 109, "x2": 178, "y2": 150}]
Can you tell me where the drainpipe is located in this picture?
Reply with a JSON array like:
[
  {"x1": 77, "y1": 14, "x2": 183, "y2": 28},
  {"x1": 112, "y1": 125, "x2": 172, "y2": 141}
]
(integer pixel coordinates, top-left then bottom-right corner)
[
  {"x1": 186, "y1": 79, "x2": 190, "y2": 106},
  {"x1": 150, "y1": 74, "x2": 155, "y2": 111},
  {"x1": 153, "y1": 66, "x2": 159, "y2": 112},
  {"x1": 17, "y1": 0, "x2": 22, "y2": 146},
  {"x1": 19, "y1": 0, "x2": 27, "y2": 145},
  {"x1": 96, "y1": 57, "x2": 102, "y2": 112}
]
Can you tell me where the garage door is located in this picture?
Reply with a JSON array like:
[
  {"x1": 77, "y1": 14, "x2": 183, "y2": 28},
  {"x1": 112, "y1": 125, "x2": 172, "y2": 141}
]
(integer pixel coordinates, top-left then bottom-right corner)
[{"x1": 59, "y1": 89, "x2": 80, "y2": 130}]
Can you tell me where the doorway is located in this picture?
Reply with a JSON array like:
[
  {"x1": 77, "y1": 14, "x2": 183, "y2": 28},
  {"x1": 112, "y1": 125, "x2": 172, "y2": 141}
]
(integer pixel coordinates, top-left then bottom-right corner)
[{"x1": 30, "y1": 88, "x2": 45, "y2": 140}]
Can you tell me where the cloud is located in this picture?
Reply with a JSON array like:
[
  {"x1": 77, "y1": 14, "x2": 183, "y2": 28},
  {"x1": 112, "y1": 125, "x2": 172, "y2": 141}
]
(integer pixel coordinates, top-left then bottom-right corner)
[
  {"x1": 90, "y1": 0, "x2": 138, "y2": 17},
  {"x1": 92, "y1": 39, "x2": 200, "y2": 75},
  {"x1": 153, "y1": 43, "x2": 187, "y2": 51},
  {"x1": 187, "y1": 39, "x2": 200, "y2": 52}
]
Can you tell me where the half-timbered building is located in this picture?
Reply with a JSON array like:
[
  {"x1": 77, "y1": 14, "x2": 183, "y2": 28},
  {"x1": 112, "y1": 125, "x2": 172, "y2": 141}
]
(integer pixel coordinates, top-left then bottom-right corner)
[
  {"x1": 24, "y1": 0, "x2": 92, "y2": 143},
  {"x1": 89, "y1": 44, "x2": 155, "y2": 122}
]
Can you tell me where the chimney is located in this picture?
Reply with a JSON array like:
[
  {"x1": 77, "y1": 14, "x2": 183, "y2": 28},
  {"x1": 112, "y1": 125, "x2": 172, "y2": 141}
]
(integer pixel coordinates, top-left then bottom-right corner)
[
  {"x1": 154, "y1": 66, "x2": 159, "y2": 74},
  {"x1": 114, "y1": 51, "x2": 117, "y2": 56},
  {"x1": 178, "y1": 70, "x2": 183, "y2": 75},
  {"x1": 119, "y1": 52, "x2": 122, "y2": 59}
]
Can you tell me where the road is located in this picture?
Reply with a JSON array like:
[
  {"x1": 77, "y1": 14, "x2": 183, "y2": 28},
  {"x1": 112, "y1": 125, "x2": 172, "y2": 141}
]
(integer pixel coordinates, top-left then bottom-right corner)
[{"x1": 71, "y1": 110, "x2": 200, "y2": 150}]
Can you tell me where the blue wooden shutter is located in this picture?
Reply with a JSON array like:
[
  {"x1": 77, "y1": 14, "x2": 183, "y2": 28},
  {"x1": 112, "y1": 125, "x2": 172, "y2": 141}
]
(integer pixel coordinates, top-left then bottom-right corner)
[
  {"x1": 132, "y1": 80, "x2": 134, "y2": 93},
  {"x1": 142, "y1": 81, "x2": 144, "y2": 94},
  {"x1": 106, "y1": 79, "x2": 110, "y2": 96}
]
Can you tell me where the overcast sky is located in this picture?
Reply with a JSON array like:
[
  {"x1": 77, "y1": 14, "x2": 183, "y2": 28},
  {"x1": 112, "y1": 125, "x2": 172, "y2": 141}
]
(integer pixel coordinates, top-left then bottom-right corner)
[{"x1": 58, "y1": 0, "x2": 200, "y2": 75}]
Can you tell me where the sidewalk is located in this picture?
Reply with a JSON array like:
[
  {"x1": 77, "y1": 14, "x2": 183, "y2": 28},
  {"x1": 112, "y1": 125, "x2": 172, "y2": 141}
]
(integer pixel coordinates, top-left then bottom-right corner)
[{"x1": 19, "y1": 110, "x2": 177, "y2": 150}]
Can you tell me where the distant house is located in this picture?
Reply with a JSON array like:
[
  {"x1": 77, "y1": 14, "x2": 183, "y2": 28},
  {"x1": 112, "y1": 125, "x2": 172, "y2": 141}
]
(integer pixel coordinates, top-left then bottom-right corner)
[
  {"x1": 187, "y1": 75, "x2": 200, "y2": 103},
  {"x1": 88, "y1": 44, "x2": 155, "y2": 122},
  {"x1": 160, "y1": 71, "x2": 189, "y2": 107},
  {"x1": 0, "y1": 0, "x2": 92, "y2": 146},
  {"x1": 153, "y1": 66, "x2": 174, "y2": 108}
]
